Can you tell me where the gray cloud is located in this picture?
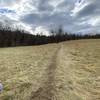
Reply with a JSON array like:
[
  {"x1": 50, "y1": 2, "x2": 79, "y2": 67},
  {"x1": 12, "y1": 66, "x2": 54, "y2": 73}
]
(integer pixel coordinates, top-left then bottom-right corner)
[
  {"x1": 76, "y1": 0, "x2": 100, "y2": 17},
  {"x1": 37, "y1": 0, "x2": 54, "y2": 12},
  {"x1": 0, "y1": 0, "x2": 100, "y2": 34}
]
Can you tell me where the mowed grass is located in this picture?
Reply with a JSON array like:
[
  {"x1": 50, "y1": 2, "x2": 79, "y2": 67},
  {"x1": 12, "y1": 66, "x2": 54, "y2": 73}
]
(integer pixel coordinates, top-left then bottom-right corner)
[{"x1": 0, "y1": 39, "x2": 100, "y2": 100}]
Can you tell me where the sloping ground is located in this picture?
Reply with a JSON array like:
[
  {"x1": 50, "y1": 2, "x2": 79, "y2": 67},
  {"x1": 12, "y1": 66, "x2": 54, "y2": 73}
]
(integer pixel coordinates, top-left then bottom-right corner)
[
  {"x1": 0, "y1": 39, "x2": 100, "y2": 100},
  {"x1": 57, "y1": 39, "x2": 100, "y2": 100}
]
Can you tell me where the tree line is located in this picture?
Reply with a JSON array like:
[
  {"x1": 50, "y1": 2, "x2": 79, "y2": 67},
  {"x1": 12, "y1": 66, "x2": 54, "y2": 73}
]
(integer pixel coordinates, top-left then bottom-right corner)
[{"x1": 0, "y1": 25, "x2": 100, "y2": 47}]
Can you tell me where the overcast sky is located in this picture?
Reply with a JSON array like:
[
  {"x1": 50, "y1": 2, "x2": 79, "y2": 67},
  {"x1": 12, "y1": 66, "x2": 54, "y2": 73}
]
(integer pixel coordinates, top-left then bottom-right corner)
[{"x1": 0, "y1": 0, "x2": 100, "y2": 35}]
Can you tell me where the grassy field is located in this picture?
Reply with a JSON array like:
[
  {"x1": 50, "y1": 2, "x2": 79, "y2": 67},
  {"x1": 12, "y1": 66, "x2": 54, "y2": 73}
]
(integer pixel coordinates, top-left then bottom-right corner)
[{"x1": 0, "y1": 39, "x2": 100, "y2": 100}]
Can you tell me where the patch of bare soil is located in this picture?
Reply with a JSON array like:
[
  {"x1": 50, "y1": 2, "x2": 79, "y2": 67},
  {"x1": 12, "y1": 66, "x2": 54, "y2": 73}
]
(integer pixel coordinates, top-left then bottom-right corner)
[{"x1": 30, "y1": 45, "x2": 61, "y2": 100}]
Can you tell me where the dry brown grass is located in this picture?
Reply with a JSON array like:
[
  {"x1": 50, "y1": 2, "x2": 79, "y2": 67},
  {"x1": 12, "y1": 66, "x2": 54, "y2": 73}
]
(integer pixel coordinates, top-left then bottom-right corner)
[
  {"x1": 0, "y1": 39, "x2": 100, "y2": 100},
  {"x1": 0, "y1": 44, "x2": 59, "y2": 100},
  {"x1": 56, "y1": 39, "x2": 100, "y2": 100}
]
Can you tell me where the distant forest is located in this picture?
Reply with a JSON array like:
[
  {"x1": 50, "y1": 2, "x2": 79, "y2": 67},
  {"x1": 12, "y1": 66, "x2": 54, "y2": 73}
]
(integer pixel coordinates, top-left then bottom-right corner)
[{"x1": 0, "y1": 25, "x2": 100, "y2": 47}]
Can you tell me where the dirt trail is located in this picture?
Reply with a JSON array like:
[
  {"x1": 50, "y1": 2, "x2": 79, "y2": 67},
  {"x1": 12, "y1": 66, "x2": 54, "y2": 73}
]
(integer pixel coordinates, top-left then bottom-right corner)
[{"x1": 30, "y1": 45, "x2": 62, "y2": 100}]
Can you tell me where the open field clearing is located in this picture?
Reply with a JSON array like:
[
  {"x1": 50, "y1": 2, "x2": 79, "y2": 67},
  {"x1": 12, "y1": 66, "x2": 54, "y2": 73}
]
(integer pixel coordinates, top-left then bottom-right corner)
[{"x1": 0, "y1": 39, "x2": 100, "y2": 100}]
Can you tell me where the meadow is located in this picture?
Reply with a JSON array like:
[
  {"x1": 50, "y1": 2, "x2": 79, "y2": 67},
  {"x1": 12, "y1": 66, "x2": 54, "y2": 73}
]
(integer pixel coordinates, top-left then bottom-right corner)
[{"x1": 0, "y1": 39, "x2": 100, "y2": 100}]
